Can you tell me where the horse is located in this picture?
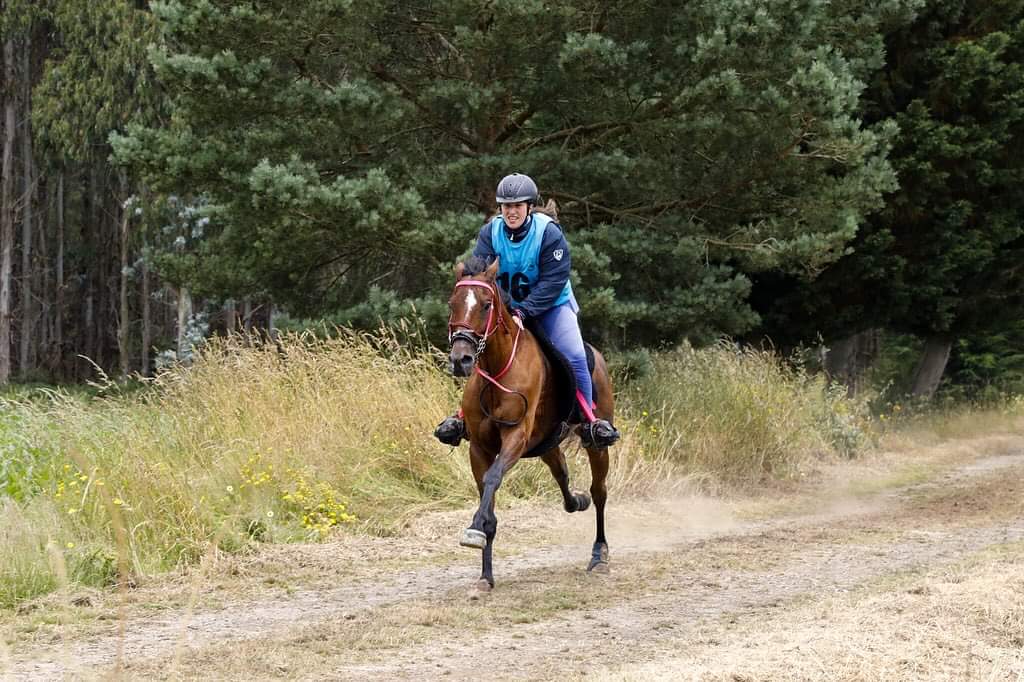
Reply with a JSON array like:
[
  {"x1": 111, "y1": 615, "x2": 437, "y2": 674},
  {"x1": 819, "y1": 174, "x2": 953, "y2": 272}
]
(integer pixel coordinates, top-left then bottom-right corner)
[{"x1": 446, "y1": 256, "x2": 615, "y2": 591}]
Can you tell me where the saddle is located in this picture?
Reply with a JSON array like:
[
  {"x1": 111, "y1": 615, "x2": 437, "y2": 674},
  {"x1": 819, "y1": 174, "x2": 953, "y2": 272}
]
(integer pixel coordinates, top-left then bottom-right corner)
[{"x1": 519, "y1": 318, "x2": 596, "y2": 458}]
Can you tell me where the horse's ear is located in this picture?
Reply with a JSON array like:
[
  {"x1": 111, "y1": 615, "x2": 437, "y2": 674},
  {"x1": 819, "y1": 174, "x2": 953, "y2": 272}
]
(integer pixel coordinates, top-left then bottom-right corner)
[
  {"x1": 454, "y1": 262, "x2": 466, "y2": 280},
  {"x1": 484, "y1": 257, "x2": 500, "y2": 282}
]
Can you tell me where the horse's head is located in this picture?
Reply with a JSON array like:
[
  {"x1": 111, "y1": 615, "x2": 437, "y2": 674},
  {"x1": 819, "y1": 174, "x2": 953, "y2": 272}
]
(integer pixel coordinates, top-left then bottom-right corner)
[{"x1": 447, "y1": 257, "x2": 505, "y2": 377}]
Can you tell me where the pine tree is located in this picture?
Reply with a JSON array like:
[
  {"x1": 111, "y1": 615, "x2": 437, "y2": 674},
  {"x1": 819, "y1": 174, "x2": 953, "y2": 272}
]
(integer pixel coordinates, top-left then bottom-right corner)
[
  {"x1": 118, "y1": 0, "x2": 910, "y2": 347},
  {"x1": 758, "y1": 0, "x2": 1024, "y2": 398}
]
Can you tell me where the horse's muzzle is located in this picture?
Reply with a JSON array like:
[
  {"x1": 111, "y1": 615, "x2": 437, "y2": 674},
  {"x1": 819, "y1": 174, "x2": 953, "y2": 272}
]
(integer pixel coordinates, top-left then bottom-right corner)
[
  {"x1": 449, "y1": 349, "x2": 475, "y2": 377},
  {"x1": 448, "y1": 333, "x2": 480, "y2": 377}
]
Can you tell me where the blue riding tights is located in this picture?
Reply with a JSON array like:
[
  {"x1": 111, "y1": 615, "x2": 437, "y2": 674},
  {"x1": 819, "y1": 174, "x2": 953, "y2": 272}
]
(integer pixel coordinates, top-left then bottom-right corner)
[{"x1": 535, "y1": 303, "x2": 596, "y2": 421}]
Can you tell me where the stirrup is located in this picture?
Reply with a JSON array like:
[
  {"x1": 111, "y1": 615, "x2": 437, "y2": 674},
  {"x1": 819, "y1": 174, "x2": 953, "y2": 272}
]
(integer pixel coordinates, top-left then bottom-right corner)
[
  {"x1": 434, "y1": 415, "x2": 466, "y2": 446},
  {"x1": 580, "y1": 419, "x2": 619, "y2": 448}
]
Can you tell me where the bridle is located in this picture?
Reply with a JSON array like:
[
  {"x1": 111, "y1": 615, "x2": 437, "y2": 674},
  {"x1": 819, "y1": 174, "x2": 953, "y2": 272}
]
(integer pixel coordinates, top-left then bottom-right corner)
[
  {"x1": 447, "y1": 278, "x2": 526, "y2": 425},
  {"x1": 448, "y1": 279, "x2": 506, "y2": 363}
]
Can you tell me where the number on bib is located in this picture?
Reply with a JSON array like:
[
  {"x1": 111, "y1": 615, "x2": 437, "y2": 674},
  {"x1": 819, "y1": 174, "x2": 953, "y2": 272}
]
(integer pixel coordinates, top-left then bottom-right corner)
[{"x1": 497, "y1": 272, "x2": 531, "y2": 302}]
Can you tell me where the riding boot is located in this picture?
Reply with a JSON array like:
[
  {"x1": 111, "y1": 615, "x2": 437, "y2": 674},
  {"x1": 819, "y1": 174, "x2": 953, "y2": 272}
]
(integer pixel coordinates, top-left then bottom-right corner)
[
  {"x1": 434, "y1": 414, "x2": 467, "y2": 446},
  {"x1": 580, "y1": 418, "x2": 620, "y2": 448}
]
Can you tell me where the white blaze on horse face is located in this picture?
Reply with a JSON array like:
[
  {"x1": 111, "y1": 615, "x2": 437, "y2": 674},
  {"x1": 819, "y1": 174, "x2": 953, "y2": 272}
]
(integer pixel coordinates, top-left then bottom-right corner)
[{"x1": 463, "y1": 288, "x2": 479, "y2": 324}]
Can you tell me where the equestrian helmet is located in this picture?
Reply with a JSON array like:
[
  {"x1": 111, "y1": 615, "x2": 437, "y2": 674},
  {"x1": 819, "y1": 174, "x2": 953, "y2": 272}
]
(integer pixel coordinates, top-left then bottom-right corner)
[{"x1": 496, "y1": 173, "x2": 539, "y2": 204}]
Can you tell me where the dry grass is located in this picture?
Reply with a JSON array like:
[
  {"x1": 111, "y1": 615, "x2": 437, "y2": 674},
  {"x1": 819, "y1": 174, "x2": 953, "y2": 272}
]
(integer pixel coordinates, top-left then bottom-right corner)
[
  {"x1": 1, "y1": 421, "x2": 1020, "y2": 682},
  {"x1": 69, "y1": 456, "x2": 1024, "y2": 681},
  {"x1": 0, "y1": 330, "x2": 1015, "y2": 612},
  {"x1": 625, "y1": 342, "x2": 871, "y2": 484},
  {"x1": 585, "y1": 543, "x2": 1024, "y2": 681}
]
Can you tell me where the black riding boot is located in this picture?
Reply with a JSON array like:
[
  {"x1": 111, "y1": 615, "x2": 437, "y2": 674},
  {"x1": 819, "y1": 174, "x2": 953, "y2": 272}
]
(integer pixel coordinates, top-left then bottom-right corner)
[
  {"x1": 434, "y1": 414, "x2": 467, "y2": 446},
  {"x1": 580, "y1": 418, "x2": 620, "y2": 448}
]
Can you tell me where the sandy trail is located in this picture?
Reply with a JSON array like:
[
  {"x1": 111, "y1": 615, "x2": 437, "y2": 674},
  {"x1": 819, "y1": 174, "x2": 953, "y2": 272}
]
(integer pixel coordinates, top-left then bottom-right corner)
[{"x1": 4, "y1": 449, "x2": 1023, "y2": 681}]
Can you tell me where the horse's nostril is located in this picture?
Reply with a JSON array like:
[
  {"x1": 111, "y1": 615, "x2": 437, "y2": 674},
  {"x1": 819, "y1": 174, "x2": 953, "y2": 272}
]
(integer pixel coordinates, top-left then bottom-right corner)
[{"x1": 449, "y1": 353, "x2": 475, "y2": 377}]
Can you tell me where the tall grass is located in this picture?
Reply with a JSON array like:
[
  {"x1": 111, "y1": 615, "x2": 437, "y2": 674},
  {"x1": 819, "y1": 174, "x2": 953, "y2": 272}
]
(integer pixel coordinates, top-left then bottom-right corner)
[
  {"x1": 623, "y1": 342, "x2": 871, "y2": 483},
  {"x1": 0, "y1": 333, "x2": 871, "y2": 607}
]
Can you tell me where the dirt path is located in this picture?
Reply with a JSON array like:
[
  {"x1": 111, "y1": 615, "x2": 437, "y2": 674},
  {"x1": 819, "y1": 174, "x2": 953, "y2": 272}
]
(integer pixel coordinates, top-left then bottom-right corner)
[{"x1": 4, "y1": 447, "x2": 1024, "y2": 681}]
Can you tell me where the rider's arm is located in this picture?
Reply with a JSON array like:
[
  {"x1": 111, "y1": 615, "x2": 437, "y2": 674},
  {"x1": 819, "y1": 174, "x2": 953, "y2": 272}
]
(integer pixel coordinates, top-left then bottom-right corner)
[
  {"x1": 517, "y1": 224, "x2": 571, "y2": 318},
  {"x1": 471, "y1": 224, "x2": 496, "y2": 264}
]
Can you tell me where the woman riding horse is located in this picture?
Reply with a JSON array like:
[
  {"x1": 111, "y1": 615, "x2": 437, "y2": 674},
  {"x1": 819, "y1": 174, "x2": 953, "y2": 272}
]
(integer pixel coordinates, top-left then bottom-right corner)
[
  {"x1": 446, "y1": 253, "x2": 618, "y2": 589},
  {"x1": 435, "y1": 172, "x2": 620, "y2": 449}
]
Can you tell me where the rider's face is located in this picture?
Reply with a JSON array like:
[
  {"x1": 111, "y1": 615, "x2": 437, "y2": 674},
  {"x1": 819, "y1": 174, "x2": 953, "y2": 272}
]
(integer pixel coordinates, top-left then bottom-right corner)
[{"x1": 500, "y1": 202, "x2": 530, "y2": 230}]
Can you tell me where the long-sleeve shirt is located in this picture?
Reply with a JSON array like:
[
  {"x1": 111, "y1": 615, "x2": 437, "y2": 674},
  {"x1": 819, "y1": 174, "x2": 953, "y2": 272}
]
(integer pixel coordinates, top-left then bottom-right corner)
[{"x1": 472, "y1": 214, "x2": 573, "y2": 318}]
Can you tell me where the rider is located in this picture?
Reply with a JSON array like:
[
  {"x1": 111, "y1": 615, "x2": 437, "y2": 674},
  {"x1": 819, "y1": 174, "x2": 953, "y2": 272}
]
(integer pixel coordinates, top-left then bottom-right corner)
[{"x1": 435, "y1": 172, "x2": 620, "y2": 449}]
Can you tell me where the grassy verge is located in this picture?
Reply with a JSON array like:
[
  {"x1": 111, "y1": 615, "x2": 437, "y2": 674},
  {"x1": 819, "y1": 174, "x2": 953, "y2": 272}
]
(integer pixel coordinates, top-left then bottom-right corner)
[
  {"x1": 0, "y1": 332, "x2": 1001, "y2": 608},
  {"x1": 621, "y1": 342, "x2": 872, "y2": 483}
]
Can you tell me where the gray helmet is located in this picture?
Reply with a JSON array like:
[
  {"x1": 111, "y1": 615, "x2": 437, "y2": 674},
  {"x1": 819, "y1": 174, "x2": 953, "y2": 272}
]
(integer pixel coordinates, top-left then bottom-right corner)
[{"x1": 496, "y1": 173, "x2": 539, "y2": 204}]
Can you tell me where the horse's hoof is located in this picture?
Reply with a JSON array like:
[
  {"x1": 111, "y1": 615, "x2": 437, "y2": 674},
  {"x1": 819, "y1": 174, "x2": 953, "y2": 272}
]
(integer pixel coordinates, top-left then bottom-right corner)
[
  {"x1": 459, "y1": 528, "x2": 487, "y2": 549},
  {"x1": 588, "y1": 543, "x2": 610, "y2": 573},
  {"x1": 468, "y1": 578, "x2": 493, "y2": 599},
  {"x1": 573, "y1": 493, "x2": 591, "y2": 513}
]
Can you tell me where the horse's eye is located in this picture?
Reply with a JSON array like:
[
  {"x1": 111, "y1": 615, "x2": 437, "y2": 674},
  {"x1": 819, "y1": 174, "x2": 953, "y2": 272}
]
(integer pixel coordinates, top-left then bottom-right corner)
[{"x1": 482, "y1": 302, "x2": 492, "y2": 312}]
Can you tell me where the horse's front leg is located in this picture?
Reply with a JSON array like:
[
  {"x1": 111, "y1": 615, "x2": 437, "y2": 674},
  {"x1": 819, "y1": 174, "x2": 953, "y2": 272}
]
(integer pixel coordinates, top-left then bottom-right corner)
[{"x1": 460, "y1": 431, "x2": 526, "y2": 589}]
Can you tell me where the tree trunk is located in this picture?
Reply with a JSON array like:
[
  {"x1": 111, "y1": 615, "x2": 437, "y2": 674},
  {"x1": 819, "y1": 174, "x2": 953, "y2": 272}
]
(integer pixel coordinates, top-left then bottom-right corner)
[
  {"x1": 36, "y1": 173, "x2": 47, "y2": 370},
  {"x1": 223, "y1": 298, "x2": 237, "y2": 334},
  {"x1": 176, "y1": 285, "x2": 192, "y2": 359},
  {"x1": 18, "y1": 34, "x2": 32, "y2": 377},
  {"x1": 141, "y1": 235, "x2": 151, "y2": 376},
  {"x1": 117, "y1": 174, "x2": 130, "y2": 377},
  {"x1": 83, "y1": 166, "x2": 97, "y2": 373},
  {"x1": 243, "y1": 298, "x2": 254, "y2": 333},
  {"x1": 0, "y1": 39, "x2": 17, "y2": 384},
  {"x1": 910, "y1": 336, "x2": 953, "y2": 400},
  {"x1": 55, "y1": 171, "x2": 64, "y2": 374},
  {"x1": 823, "y1": 329, "x2": 880, "y2": 397}
]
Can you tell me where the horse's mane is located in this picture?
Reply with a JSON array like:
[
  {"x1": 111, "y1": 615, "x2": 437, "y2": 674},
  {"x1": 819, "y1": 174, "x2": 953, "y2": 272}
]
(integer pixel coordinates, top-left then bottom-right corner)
[{"x1": 462, "y1": 255, "x2": 490, "y2": 277}]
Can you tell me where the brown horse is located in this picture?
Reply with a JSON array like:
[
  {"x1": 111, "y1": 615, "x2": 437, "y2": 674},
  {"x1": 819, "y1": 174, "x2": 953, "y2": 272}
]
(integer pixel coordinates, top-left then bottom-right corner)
[{"x1": 447, "y1": 256, "x2": 614, "y2": 591}]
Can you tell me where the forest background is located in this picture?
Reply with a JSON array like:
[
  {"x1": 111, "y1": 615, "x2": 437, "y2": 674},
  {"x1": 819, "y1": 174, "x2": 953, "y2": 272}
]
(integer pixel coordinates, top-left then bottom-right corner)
[{"x1": 0, "y1": 0, "x2": 1022, "y2": 403}]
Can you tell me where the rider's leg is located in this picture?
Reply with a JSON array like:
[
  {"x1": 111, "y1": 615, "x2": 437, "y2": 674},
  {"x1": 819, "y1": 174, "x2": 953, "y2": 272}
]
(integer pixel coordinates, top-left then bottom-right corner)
[{"x1": 536, "y1": 304, "x2": 619, "y2": 447}]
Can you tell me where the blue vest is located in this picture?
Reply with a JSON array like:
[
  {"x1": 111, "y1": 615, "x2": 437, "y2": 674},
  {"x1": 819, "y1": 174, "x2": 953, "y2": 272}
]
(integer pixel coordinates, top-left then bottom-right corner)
[{"x1": 489, "y1": 213, "x2": 573, "y2": 310}]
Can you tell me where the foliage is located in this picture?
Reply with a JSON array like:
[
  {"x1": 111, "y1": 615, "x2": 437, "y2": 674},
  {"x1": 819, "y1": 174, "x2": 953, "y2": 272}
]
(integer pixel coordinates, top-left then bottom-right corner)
[
  {"x1": 116, "y1": 0, "x2": 912, "y2": 347},
  {"x1": 943, "y1": 320, "x2": 1024, "y2": 401},
  {"x1": 758, "y1": 0, "x2": 1024, "y2": 359},
  {"x1": 32, "y1": 0, "x2": 162, "y2": 161}
]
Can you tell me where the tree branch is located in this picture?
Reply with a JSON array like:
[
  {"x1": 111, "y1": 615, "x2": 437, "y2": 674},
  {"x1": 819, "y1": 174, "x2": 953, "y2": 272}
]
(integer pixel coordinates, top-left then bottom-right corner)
[
  {"x1": 369, "y1": 64, "x2": 480, "y2": 154},
  {"x1": 513, "y1": 120, "x2": 629, "y2": 153}
]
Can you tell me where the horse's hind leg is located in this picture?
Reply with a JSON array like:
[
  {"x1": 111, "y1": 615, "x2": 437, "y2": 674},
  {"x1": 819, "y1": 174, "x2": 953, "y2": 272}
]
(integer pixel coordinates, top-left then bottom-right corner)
[
  {"x1": 586, "y1": 348, "x2": 613, "y2": 572},
  {"x1": 540, "y1": 448, "x2": 590, "y2": 513},
  {"x1": 585, "y1": 444, "x2": 610, "y2": 573}
]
